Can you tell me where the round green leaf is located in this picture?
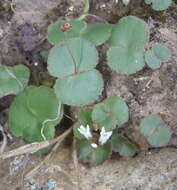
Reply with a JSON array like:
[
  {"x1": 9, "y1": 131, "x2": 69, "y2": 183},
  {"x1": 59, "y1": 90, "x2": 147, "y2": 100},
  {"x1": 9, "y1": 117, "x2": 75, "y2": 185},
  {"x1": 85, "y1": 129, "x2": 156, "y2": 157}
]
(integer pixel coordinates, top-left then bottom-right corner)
[
  {"x1": 54, "y1": 69, "x2": 104, "y2": 106},
  {"x1": 47, "y1": 20, "x2": 87, "y2": 45},
  {"x1": 92, "y1": 96, "x2": 129, "y2": 131},
  {"x1": 139, "y1": 115, "x2": 171, "y2": 147},
  {"x1": 152, "y1": 43, "x2": 171, "y2": 62},
  {"x1": 145, "y1": 50, "x2": 161, "y2": 69},
  {"x1": 109, "y1": 16, "x2": 149, "y2": 47},
  {"x1": 9, "y1": 86, "x2": 63, "y2": 145},
  {"x1": 81, "y1": 23, "x2": 113, "y2": 46},
  {"x1": 27, "y1": 86, "x2": 61, "y2": 122},
  {"x1": 107, "y1": 47, "x2": 145, "y2": 74},
  {"x1": 145, "y1": 0, "x2": 172, "y2": 11},
  {"x1": 76, "y1": 140, "x2": 93, "y2": 162},
  {"x1": 91, "y1": 143, "x2": 111, "y2": 165},
  {"x1": 48, "y1": 38, "x2": 103, "y2": 106},
  {"x1": 23, "y1": 121, "x2": 55, "y2": 143},
  {"x1": 47, "y1": 38, "x2": 98, "y2": 78},
  {"x1": 9, "y1": 86, "x2": 37, "y2": 136},
  {"x1": 23, "y1": 120, "x2": 55, "y2": 154},
  {"x1": 111, "y1": 134, "x2": 137, "y2": 157},
  {"x1": 145, "y1": 43, "x2": 171, "y2": 69},
  {"x1": 0, "y1": 65, "x2": 30, "y2": 98}
]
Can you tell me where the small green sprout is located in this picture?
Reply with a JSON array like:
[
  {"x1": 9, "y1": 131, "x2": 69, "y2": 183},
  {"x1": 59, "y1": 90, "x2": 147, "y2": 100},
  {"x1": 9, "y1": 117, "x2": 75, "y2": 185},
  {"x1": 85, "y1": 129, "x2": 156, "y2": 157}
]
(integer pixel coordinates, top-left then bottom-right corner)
[
  {"x1": 145, "y1": 43, "x2": 171, "y2": 69},
  {"x1": 139, "y1": 115, "x2": 171, "y2": 147}
]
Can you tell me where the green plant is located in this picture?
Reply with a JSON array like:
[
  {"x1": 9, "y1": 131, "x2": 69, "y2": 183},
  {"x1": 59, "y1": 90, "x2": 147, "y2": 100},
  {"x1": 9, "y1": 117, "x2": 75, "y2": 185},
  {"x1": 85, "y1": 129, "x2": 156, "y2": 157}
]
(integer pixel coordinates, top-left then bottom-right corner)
[
  {"x1": 73, "y1": 102, "x2": 172, "y2": 164},
  {"x1": 0, "y1": 2, "x2": 173, "y2": 163},
  {"x1": 145, "y1": 43, "x2": 171, "y2": 69},
  {"x1": 46, "y1": 16, "x2": 171, "y2": 108},
  {"x1": 139, "y1": 115, "x2": 171, "y2": 147},
  {"x1": 92, "y1": 96, "x2": 129, "y2": 131},
  {"x1": 47, "y1": 20, "x2": 112, "y2": 46},
  {"x1": 107, "y1": 16, "x2": 149, "y2": 74},
  {"x1": 9, "y1": 86, "x2": 63, "y2": 154},
  {"x1": 73, "y1": 96, "x2": 137, "y2": 164},
  {"x1": 111, "y1": 133, "x2": 137, "y2": 157},
  {"x1": 47, "y1": 38, "x2": 104, "y2": 106},
  {"x1": 107, "y1": 16, "x2": 171, "y2": 74}
]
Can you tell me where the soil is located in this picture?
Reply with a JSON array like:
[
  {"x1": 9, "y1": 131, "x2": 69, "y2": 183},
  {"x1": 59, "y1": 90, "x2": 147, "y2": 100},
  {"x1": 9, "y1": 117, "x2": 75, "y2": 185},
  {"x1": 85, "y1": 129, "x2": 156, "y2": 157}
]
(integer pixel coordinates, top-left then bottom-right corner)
[{"x1": 0, "y1": 0, "x2": 177, "y2": 190}]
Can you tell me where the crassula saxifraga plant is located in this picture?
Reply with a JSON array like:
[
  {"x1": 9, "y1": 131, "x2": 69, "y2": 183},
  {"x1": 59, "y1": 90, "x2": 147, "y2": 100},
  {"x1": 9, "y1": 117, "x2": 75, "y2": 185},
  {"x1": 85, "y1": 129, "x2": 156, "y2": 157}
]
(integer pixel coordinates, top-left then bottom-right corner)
[{"x1": 0, "y1": 1, "x2": 172, "y2": 164}]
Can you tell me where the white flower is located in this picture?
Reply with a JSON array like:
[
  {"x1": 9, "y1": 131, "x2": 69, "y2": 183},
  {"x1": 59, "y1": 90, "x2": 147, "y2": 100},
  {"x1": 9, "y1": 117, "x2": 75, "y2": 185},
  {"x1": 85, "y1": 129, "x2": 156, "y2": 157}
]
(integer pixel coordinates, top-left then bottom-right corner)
[
  {"x1": 99, "y1": 127, "x2": 113, "y2": 145},
  {"x1": 122, "y1": 0, "x2": 130, "y2": 6},
  {"x1": 78, "y1": 125, "x2": 92, "y2": 139},
  {"x1": 91, "y1": 143, "x2": 98, "y2": 149},
  {"x1": 115, "y1": 0, "x2": 130, "y2": 6}
]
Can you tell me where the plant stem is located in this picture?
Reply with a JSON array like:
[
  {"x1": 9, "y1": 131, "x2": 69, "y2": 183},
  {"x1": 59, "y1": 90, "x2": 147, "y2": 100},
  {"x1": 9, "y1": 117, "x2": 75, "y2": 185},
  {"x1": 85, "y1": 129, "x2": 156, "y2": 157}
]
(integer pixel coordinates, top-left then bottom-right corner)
[
  {"x1": 87, "y1": 14, "x2": 108, "y2": 23},
  {"x1": 77, "y1": 0, "x2": 90, "y2": 21},
  {"x1": 77, "y1": 0, "x2": 108, "y2": 23}
]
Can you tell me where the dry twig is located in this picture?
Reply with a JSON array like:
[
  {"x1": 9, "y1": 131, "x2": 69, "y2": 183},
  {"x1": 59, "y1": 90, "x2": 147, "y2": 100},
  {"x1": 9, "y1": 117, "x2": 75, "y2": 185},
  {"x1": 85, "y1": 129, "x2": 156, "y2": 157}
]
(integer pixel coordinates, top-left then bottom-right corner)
[
  {"x1": 25, "y1": 128, "x2": 71, "y2": 179},
  {"x1": 72, "y1": 139, "x2": 81, "y2": 190},
  {"x1": 0, "y1": 124, "x2": 8, "y2": 153},
  {"x1": 0, "y1": 127, "x2": 72, "y2": 160}
]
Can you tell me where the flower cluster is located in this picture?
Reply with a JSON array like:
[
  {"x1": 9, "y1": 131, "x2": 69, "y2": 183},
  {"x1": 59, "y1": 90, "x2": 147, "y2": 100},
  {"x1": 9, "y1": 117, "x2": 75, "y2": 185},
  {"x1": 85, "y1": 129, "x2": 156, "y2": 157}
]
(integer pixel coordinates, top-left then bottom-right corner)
[{"x1": 78, "y1": 125, "x2": 112, "y2": 148}]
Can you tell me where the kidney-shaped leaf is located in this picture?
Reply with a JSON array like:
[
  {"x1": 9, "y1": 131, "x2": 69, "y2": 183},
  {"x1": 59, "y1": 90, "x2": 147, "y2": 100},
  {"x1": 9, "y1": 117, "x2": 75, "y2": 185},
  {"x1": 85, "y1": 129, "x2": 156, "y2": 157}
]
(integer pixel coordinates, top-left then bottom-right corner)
[
  {"x1": 152, "y1": 43, "x2": 171, "y2": 62},
  {"x1": 0, "y1": 65, "x2": 30, "y2": 98},
  {"x1": 139, "y1": 115, "x2": 171, "y2": 147},
  {"x1": 9, "y1": 86, "x2": 37, "y2": 137},
  {"x1": 47, "y1": 20, "x2": 86, "y2": 45},
  {"x1": 145, "y1": 50, "x2": 161, "y2": 69},
  {"x1": 48, "y1": 38, "x2": 104, "y2": 106},
  {"x1": 76, "y1": 139, "x2": 111, "y2": 165},
  {"x1": 54, "y1": 69, "x2": 104, "y2": 106},
  {"x1": 111, "y1": 133, "x2": 137, "y2": 157},
  {"x1": 91, "y1": 142, "x2": 111, "y2": 165},
  {"x1": 145, "y1": 0, "x2": 172, "y2": 11},
  {"x1": 109, "y1": 16, "x2": 149, "y2": 47},
  {"x1": 107, "y1": 46, "x2": 145, "y2": 74},
  {"x1": 92, "y1": 96, "x2": 129, "y2": 131},
  {"x1": 27, "y1": 86, "x2": 61, "y2": 122},
  {"x1": 9, "y1": 86, "x2": 63, "y2": 146},
  {"x1": 81, "y1": 23, "x2": 113, "y2": 46},
  {"x1": 107, "y1": 16, "x2": 149, "y2": 74},
  {"x1": 76, "y1": 139, "x2": 94, "y2": 162},
  {"x1": 145, "y1": 43, "x2": 171, "y2": 69},
  {"x1": 48, "y1": 38, "x2": 98, "y2": 78}
]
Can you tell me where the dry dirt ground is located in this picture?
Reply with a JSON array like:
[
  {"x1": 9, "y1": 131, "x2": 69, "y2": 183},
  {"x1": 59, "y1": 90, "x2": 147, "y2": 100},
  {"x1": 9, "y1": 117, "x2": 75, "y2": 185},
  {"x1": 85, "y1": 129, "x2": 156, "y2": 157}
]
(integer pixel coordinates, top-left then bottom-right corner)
[{"x1": 0, "y1": 0, "x2": 177, "y2": 190}]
